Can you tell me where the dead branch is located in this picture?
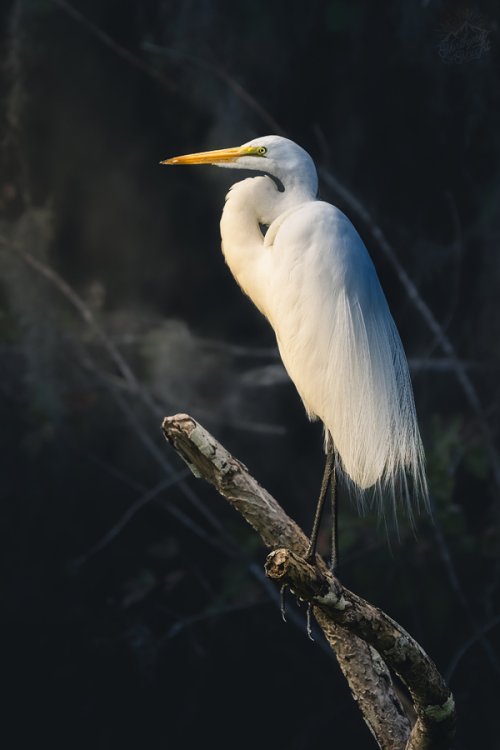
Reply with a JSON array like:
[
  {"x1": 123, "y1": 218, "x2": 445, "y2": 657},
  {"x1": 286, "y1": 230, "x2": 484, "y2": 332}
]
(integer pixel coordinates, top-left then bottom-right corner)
[
  {"x1": 162, "y1": 413, "x2": 456, "y2": 750},
  {"x1": 266, "y1": 549, "x2": 455, "y2": 750}
]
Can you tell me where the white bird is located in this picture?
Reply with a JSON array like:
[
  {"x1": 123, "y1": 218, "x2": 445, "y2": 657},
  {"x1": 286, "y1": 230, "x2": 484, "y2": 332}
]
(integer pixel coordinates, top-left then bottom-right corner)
[{"x1": 162, "y1": 135, "x2": 428, "y2": 566}]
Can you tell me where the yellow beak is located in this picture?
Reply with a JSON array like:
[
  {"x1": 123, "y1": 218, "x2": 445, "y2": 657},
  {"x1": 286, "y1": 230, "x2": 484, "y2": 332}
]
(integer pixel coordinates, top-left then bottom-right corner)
[{"x1": 160, "y1": 145, "x2": 261, "y2": 165}]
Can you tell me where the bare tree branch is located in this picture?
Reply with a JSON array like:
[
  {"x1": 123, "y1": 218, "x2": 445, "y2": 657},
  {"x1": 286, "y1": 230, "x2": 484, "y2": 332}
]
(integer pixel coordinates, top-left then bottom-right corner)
[{"x1": 162, "y1": 413, "x2": 456, "y2": 750}]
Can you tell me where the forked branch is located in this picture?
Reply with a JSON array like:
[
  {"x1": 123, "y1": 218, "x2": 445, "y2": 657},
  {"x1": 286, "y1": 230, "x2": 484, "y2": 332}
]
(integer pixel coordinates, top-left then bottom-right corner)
[{"x1": 162, "y1": 413, "x2": 455, "y2": 750}]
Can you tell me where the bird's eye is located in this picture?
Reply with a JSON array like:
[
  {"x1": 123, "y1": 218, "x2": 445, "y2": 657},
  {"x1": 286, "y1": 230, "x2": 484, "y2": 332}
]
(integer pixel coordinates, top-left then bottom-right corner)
[{"x1": 256, "y1": 146, "x2": 267, "y2": 156}]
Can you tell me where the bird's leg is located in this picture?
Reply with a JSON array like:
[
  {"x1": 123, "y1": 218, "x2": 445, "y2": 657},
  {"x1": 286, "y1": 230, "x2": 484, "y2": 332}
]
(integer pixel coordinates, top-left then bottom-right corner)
[
  {"x1": 305, "y1": 440, "x2": 335, "y2": 564},
  {"x1": 330, "y1": 462, "x2": 339, "y2": 574}
]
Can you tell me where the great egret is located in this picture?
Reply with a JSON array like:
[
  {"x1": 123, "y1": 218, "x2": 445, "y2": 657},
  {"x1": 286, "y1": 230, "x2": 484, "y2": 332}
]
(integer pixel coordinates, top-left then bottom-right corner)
[{"x1": 162, "y1": 135, "x2": 428, "y2": 568}]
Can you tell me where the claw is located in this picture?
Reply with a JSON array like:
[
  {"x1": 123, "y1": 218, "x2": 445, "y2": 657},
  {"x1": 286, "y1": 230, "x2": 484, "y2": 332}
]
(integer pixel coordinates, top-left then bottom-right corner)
[
  {"x1": 306, "y1": 602, "x2": 315, "y2": 641},
  {"x1": 280, "y1": 584, "x2": 287, "y2": 622}
]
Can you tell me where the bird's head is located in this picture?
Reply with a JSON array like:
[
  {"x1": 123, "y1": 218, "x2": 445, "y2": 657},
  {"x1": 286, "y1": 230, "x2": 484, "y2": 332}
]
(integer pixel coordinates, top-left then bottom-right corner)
[{"x1": 161, "y1": 135, "x2": 317, "y2": 195}]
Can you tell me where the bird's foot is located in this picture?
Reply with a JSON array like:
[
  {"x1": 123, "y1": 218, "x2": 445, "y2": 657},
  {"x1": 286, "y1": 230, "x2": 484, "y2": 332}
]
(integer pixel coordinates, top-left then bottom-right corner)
[
  {"x1": 280, "y1": 583, "x2": 314, "y2": 641},
  {"x1": 306, "y1": 602, "x2": 314, "y2": 641}
]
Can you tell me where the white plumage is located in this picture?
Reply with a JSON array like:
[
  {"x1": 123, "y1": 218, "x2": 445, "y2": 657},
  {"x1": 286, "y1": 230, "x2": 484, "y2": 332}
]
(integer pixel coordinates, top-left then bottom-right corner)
[{"x1": 163, "y1": 135, "x2": 428, "y2": 514}]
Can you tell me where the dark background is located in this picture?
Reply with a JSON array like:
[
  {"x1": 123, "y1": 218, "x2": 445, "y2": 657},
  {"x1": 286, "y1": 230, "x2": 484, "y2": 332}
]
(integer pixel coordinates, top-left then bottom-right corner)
[{"x1": 1, "y1": 1, "x2": 500, "y2": 747}]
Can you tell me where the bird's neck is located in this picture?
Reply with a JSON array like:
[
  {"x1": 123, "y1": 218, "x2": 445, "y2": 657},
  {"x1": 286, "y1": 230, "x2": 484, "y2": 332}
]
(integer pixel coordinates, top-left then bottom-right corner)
[{"x1": 220, "y1": 175, "x2": 313, "y2": 316}]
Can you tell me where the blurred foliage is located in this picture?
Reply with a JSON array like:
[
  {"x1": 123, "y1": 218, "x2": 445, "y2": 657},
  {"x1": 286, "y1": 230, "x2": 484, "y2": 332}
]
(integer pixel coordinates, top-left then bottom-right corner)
[{"x1": 1, "y1": 0, "x2": 500, "y2": 748}]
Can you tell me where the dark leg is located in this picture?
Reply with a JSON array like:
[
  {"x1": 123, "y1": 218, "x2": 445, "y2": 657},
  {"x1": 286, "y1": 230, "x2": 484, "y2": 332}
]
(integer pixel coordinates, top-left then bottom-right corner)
[
  {"x1": 330, "y1": 462, "x2": 339, "y2": 574},
  {"x1": 305, "y1": 439, "x2": 335, "y2": 563}
]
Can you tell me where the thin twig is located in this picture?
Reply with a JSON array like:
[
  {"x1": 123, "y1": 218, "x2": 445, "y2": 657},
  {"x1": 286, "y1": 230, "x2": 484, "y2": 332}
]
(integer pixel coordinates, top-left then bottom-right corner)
[
  {"x1": 10, "y1": 242, "x2": 237, "y2": 548},
  {"x1": 72, "y1": 472, "x2": 190, "y2": 566},
  {"x1": 50, "y1": 0, "x2": 175, "y2": 92},
  {"x1": 408, "y1": 357, "x2": 489, "y2": 372},
  {"x1": 15, "y1": 245, "x2": 148, "y2": 399},
  {"x1": 143, "y1": 43, "x2": 283, "y2": 134},
  {"x1": 436, "y1": 192, "x2": 463, "y2": 341},
  {"x1": 86, "y1": 453, "x2": 146, "y2": 493},
  {"x1": 73, "y1": 347, "x2": 235, "y2": 557},
  {"x1": 165, "y1": 598, "x2": 269, "y2": 640},
  {"x1": 446, "y1": 614, "x2": 500, "y2": 683},
  {"x1": 200, "y1": 338, "x2": 279, "y2": 358},
  {"x1": 430, "y1": 499, "x2": 500, "y2": 679}
]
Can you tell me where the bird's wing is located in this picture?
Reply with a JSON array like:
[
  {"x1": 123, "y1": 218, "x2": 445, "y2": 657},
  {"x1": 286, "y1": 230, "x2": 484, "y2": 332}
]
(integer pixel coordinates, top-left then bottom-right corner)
[{"x1": 265, "y1": 201, "x2": 427, "y2": 509}]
